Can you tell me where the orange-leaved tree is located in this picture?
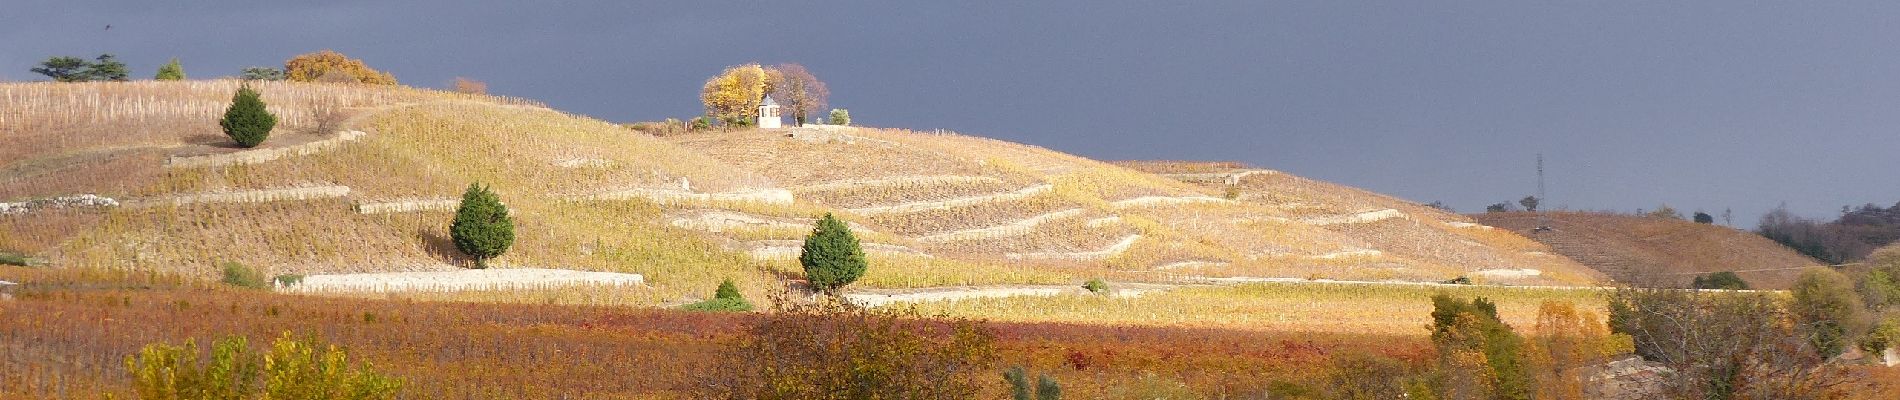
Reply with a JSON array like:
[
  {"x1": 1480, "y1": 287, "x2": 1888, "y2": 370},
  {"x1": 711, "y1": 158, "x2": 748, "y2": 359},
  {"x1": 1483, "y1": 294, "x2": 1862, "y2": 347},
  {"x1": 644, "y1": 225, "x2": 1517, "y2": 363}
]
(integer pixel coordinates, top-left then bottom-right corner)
[{"x1": 284, "y1": 50, "x2": 398, "y2": 85}]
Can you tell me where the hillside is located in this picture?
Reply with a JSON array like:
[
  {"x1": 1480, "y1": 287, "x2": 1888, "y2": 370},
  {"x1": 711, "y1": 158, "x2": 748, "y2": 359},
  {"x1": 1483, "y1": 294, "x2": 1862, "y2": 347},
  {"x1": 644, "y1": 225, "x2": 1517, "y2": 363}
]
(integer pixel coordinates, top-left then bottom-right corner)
[
  {"x1": 1471, "y1": 211, "x2": 1822, "y2": 289},
  {"x1": 3, "y1": 81, "x2": 1603, "y2": 309}
]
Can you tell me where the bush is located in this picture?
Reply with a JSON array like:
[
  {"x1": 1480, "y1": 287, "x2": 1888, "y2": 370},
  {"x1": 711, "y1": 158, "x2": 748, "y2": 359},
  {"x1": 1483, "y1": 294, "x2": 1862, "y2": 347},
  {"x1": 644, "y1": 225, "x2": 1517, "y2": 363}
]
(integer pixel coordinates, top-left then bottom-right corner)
[
  {"x1": 220, "y1": 85, "x2": 277, "y2": 148},
  {"x1": 1082, "y1": 279, "x2": 1109, "y2": 294},
  {"x1": 240, "y1": 66, "x2": 286, "y2": 81},
  {"x1": 1862, "y1": 316, "x2": 1900, "y2": 355},
  {"x1": 681, "y1": 298, "x2": 753, "y2": 312},
  {"x1": 450, "y1": 183, "x2": 514, "y2": 268},
  {"x1": 1792, "y1": 268, "x2": 1871, "y2": 358},
  {"x1": 221, "y1": 262, "x2": 268, "y2": 289},
  {"x1": 451, "y1": 77, "x2": 487, "y2": 94},
  {"x1": 0, "y1": 252, "x2": 30, "y2": 266},
  {"x1": 1694, "y1": 211, "x2": 1715, "y2": 224},
  {"x1": 682, "y1": 279, "x2": 753, "y2": 312},
  {"x1": 155, "y1": 58, "x2": 186, "y2": 80},
  {"x1": 1691, "y1": 271, "x2": 1750, "y2": 290},
  {"x1": 800, "y1": 213, "x2": 867, "y2": 294},
  {"x1": 828, "y1": 108, "x2": 850, "y2": 125},
  {"x1": 701, "y1": 299, "x2": 997, "y2": 399},
  {"x1": 1608, "y1": 288, "x2": 1845, "y2": 398},
  {"x1": 127, "y1": 333, "x2": 401, "y2": 400},
  {"x1": 284, "y1": 50, "x2": 397, "y2": 84},
  {"x1": 1429, "y1": 294, "x2": 1532, "y2": 400}
]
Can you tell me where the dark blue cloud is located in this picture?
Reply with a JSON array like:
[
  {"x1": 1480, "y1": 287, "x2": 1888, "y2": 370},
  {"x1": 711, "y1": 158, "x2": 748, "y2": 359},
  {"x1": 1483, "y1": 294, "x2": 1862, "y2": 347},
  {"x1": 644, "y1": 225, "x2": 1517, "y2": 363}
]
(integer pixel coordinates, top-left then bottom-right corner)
[{"x1": 6, "y1": 1, "x2": 1897, "y2": 222}]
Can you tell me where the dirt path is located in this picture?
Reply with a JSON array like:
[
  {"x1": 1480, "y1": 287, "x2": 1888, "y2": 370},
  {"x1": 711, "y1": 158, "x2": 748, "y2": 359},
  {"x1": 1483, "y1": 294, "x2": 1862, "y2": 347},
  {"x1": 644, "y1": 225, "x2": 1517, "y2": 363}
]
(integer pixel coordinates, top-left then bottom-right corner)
[
  {"x1": 1006, "y1": 234, "x2": 1142, "y2": 261},
  {"x1": 793, "y1": 175, "x2": 1003, "y2": 192},
  {"x1": 355, "y1": 198, "x2": 459, "y2": 214},
  {"x1": 1300, "y1": 209, "x2": 1408, "y2": 225},
  {"x1": 573, "y1": 188, "x2": 794, "y2": 206},
  {"x1": 125, "y1": 185, "x2": 351, "y2": 207},
  {"x1": 165, "y1": 130, "x2": 366, "y2": 168},
  {"x1": 1109, "y1": 196, "x2": 1229, "y2": 209},
  {"x1": 744, "y1": 240, "x2": 928, "y2": 259},
  {"x1": 844, "y1": 184, "x2": 1052, "y2": 215},
  {"x1": 915, "y1": 208, "x2": 1084, "y2": 242},
  {"x1": 281, "y1": 268, "x2": 645, "y2": 293}
]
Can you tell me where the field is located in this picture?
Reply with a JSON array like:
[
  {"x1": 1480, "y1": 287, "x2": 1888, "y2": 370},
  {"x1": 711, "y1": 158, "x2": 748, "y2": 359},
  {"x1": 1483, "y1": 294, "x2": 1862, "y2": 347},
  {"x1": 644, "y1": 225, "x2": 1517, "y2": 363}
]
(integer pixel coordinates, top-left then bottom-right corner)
[
  {"x1": 1473, "y1": 211, "x2": 1824, "y2": 289},
  {"x1": 0, "y1": 265, "x2": 1435, "y2": 399}
]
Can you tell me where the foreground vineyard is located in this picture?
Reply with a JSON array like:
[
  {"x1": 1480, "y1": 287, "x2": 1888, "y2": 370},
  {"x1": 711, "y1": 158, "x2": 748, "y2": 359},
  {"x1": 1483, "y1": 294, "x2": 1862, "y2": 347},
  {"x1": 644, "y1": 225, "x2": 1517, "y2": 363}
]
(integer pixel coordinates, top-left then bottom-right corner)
[{"x1": 0, "y1": 266, "x2": 1422, "y2": 399}]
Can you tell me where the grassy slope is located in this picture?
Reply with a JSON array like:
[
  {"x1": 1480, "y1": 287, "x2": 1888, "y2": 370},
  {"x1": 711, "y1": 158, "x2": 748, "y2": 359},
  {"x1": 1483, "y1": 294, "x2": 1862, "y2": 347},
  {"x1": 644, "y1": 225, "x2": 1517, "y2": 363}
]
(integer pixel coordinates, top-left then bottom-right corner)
[
  {"x1": 1472, "y1": 211, "x2": 1822, "y2": 289},
  {"x1": 7, "y1": 82, "x2": 1610, "y2": 313}
]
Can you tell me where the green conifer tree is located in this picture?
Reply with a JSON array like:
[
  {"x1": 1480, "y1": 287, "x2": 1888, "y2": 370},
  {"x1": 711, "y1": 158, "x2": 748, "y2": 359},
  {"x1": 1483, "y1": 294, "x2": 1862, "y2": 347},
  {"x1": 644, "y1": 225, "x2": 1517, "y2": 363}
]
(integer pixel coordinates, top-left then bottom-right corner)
[
  {"x1": 715, "y1": 278, "x2": 743, "y2": 300},
  {"x1": 219, "y1": 85, "x2": 276, "y2": 147},
  {"x1": 450, "y1": 183, "x2": 514, "y2": 268},
  {"x1": 155, "y1": 58, "x2": 186, "y2": 80},
  {"x1": 800, "y1": 213, "x2": 866, "y2": 294}
]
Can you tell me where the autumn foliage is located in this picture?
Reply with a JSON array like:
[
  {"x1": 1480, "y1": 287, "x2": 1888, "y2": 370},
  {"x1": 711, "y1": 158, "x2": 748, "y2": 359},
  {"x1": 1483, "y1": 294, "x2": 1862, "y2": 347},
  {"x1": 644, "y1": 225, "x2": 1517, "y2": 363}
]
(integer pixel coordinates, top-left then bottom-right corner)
[
  {"x1": 699, "y1": 63, "x2": 830, "y2": 127},
  {"x1": 284, "y1": 50, "x2": 398, "y2": 85}
]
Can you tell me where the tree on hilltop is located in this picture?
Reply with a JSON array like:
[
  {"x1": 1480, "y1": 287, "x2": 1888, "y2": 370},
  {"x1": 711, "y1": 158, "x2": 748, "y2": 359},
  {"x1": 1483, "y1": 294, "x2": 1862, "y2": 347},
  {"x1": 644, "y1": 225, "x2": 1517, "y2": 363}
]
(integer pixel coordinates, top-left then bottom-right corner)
[
  {"x1": 31, "y1": 56, "x2": 89, "y2": 82},
  {"x1": 771, "y1": 63, "x2": 829, "y2": 126},
  {"x1": 84, "y1": 54, "x2": 129, "y2": 81},
  {"x1": 800, "y1": 213, "x2": 866, "y2": 294},
  {"x1": 700, "y1": 63, "x2": 772, "y2": 126},
  {"x1": 450, "y1": 183, "x2": 514, "y2": 268},
  {"x1": 220, "y1": 85, "x2": 277, "y2": 148},
  {"x1": 31, "y1": 54, "x2": 129, "y2": 82},
  {"x1": 1519, "y1": 196, "x2": 1541, "y2": 212},
  {"x1": 284, "y1": 50, "x2": 397, "y2": 84},
  {"x1": 155, "y1": 58, "x2": 186, "y2": 80},
  {"x1": 241, "y1": 66, "x2": 286, "y2": 81}
]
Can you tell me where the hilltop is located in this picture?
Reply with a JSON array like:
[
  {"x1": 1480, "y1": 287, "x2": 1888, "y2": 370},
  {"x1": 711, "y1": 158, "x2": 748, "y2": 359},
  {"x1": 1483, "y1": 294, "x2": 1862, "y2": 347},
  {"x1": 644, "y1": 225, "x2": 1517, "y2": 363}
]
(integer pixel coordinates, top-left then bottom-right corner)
[
  {"x1": 1470, "y1": 211, "x2": 1822, "y2": 289},
  {"x1": 3, "y1": 81, "x2": 1603, "y2": 309}
]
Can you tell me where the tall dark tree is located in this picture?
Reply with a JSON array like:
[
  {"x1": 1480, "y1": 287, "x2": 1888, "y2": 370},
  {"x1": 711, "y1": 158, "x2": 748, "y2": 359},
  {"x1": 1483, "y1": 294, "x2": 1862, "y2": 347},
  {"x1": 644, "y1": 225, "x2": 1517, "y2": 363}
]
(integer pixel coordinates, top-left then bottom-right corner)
[
  {"x1": 800, "y1": 213, "x2": 866, "y2": 294},
  {"x1": 1693, "y1": 211, "x2": 1715, "y2": 224},
  {"x1": 83, "y1": 54, "x2": 129, "y2": 81},
  {"x1": 1519, "y1": 196, "x2": 1541, "y2": 212},
  {"x1": 450, "y1": 183, "x2": 514, "y2": 268},
  {"x1": 219, "y1": 85, "x2": 277, "y2": 148},
  {"x1": 30, "y1": 56, "x2": 89, "y2": 82}
]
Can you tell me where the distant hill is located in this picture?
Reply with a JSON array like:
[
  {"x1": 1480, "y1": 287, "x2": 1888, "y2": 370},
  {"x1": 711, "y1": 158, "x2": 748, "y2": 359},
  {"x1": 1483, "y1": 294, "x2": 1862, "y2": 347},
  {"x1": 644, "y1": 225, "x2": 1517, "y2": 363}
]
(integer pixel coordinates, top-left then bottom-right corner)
[{"x1": 1470, "y1": 211, "x2": 1822, "y2": 289}]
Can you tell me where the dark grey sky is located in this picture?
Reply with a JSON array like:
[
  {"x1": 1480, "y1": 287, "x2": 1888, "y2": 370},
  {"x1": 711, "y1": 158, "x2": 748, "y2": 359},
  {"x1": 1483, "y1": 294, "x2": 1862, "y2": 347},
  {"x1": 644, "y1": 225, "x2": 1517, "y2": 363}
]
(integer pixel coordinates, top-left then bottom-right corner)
[{"x1": 7, "y1": 1, "x2": 1897, "y2": 223}]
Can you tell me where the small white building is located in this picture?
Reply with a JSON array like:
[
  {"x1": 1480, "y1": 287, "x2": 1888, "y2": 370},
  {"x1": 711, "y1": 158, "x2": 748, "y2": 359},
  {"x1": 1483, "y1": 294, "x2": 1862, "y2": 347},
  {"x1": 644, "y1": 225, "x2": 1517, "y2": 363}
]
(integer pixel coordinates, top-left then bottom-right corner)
[{"x1": 757, "y1": 95, "x2": 782, "y2": 129}]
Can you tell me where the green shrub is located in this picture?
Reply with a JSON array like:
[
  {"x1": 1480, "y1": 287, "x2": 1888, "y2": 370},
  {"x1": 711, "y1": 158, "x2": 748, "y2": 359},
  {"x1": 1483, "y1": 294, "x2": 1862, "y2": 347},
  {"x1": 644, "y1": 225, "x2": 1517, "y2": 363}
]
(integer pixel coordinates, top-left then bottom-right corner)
[
  {"x1": 1862, "y1": 316, "x2": 1900, "y2": 355},
  {"x1": 1082, "y1": 279, "x2": 1109, "y2": 294},
  {"x1": 680, "y1": 298, "x2": 754, "y2": 312},
  {"x1": 240, "y1": 66, "x2": 286, "y2": 81},
  {"x1": 1792, "y1": 268, "x2": 1871, "y2": 358},
  {"x1": 221, "y1": 262, "x2": 268, "y2": 289},
  {"x1": 220, "y1": 85, "x2": 277, "y2": 148},
  {"x1": 155, "y1": 58, "x2": 186, "y2": 80},
  {"x1": 1003, "y1": 366, "x2": 1060, "y2": 400},
  {"x1": 682, "y1": 279, "x2": 753, "y2": 312},
  {"x1": 0, "y1": 252, "x2": 30, "y2": 266},
  {"x1": 124, "y1": 333, "x2": 400, "y2": 400},
  {"x1": 828, "y1": 108, "x2": 850, "y2": 125},
  {"x1": 1692, "y1": 271, "x2": 1750, "y2": 290},
  {"x1": 1429, "y1": 294, "x2": 1532, "y2": 400},
  {"x1": 450, "y1": 183, "x2": 514, "y2": 268},
  {"x1": 800, "y1": 213, "x2": 866, "y2": 294}
]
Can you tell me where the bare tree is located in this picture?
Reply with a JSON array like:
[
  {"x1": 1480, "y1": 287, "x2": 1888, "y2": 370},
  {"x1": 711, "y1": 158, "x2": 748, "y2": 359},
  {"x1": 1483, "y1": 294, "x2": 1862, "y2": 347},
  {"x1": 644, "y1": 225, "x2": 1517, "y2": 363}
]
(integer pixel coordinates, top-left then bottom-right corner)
[
  {"x1": 770, "y1": 63, "x2": 829, "y2": 126},
  {"x1": 1607, "y1": 288, "x2": 1854, "y2": 399}
]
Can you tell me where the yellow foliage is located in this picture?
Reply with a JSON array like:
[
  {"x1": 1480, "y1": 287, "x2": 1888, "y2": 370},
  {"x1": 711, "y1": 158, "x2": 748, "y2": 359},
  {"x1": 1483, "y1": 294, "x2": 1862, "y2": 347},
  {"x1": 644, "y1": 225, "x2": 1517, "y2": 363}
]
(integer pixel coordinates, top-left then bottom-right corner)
[
  {"x1": 284, "y1": 50, "x2": 398, "y2": 85},
  {"x1": 699, "y1": 63, "x2": 770, "y2": 123}
]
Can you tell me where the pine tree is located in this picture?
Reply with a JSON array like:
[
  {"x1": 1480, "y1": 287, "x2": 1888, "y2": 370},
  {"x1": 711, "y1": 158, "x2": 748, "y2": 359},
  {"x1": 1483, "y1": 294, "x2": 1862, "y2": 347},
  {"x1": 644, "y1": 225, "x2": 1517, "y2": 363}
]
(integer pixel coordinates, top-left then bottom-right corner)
[
  {"x1": 714, "y1": 278, "x2": 743, "y2": 300},
  {"x1": 450, "y1": 183, "x2": 514, "y2": 268},
  {"x1": 219, "y1": 85, "x2": 276, "y2": 148},
  {"x1": 84, "y1": 54, "x2": 129, "y2": 81},
  {"x1": 155, "y1": 58, "x2": 186, "y2": 80},
  {"x1": 800, "y1": 213, "x2": 866, "y2": 294}
]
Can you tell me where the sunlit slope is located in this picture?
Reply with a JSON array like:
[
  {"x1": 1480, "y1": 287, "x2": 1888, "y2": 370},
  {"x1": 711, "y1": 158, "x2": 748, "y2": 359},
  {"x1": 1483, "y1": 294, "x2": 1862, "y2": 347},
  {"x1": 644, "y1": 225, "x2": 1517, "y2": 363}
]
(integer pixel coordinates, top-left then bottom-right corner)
[
  {"x1": 0, "y1": 82, "x2": 775, "y2": 303},
  {"x1": 672, "y1": 132, "x2": 1601, "y2": 285},
  {"x1": 1471, "y1": 211, "x2": 1821, "y2": 289},
  {"x1": 1116, "y1": 161, "x2": 1603, "y2": 285}
]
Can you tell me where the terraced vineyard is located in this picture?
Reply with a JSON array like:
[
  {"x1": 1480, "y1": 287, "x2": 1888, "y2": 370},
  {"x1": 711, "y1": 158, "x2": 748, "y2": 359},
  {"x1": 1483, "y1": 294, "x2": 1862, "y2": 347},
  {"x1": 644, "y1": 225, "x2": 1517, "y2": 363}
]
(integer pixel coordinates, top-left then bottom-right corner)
[{"x1": 5, "y1": 81, "x2": 1607, "y2": 316}]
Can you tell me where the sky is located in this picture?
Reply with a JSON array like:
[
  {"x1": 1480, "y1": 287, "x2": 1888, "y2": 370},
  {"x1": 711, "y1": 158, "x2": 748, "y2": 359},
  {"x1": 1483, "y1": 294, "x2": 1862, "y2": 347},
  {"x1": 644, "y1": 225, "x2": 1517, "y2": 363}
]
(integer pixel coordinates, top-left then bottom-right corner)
[{"x1": 5, "y1": 1, "x2": 1897, "y2": 224}]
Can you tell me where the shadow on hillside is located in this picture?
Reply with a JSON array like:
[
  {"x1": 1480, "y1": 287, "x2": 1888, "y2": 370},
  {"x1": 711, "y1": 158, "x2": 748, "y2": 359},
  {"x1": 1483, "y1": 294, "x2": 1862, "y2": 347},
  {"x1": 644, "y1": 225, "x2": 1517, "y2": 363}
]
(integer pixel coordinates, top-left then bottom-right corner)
[{"x1": 419, "y1": 230, "x2": 473, "y2": 268}]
